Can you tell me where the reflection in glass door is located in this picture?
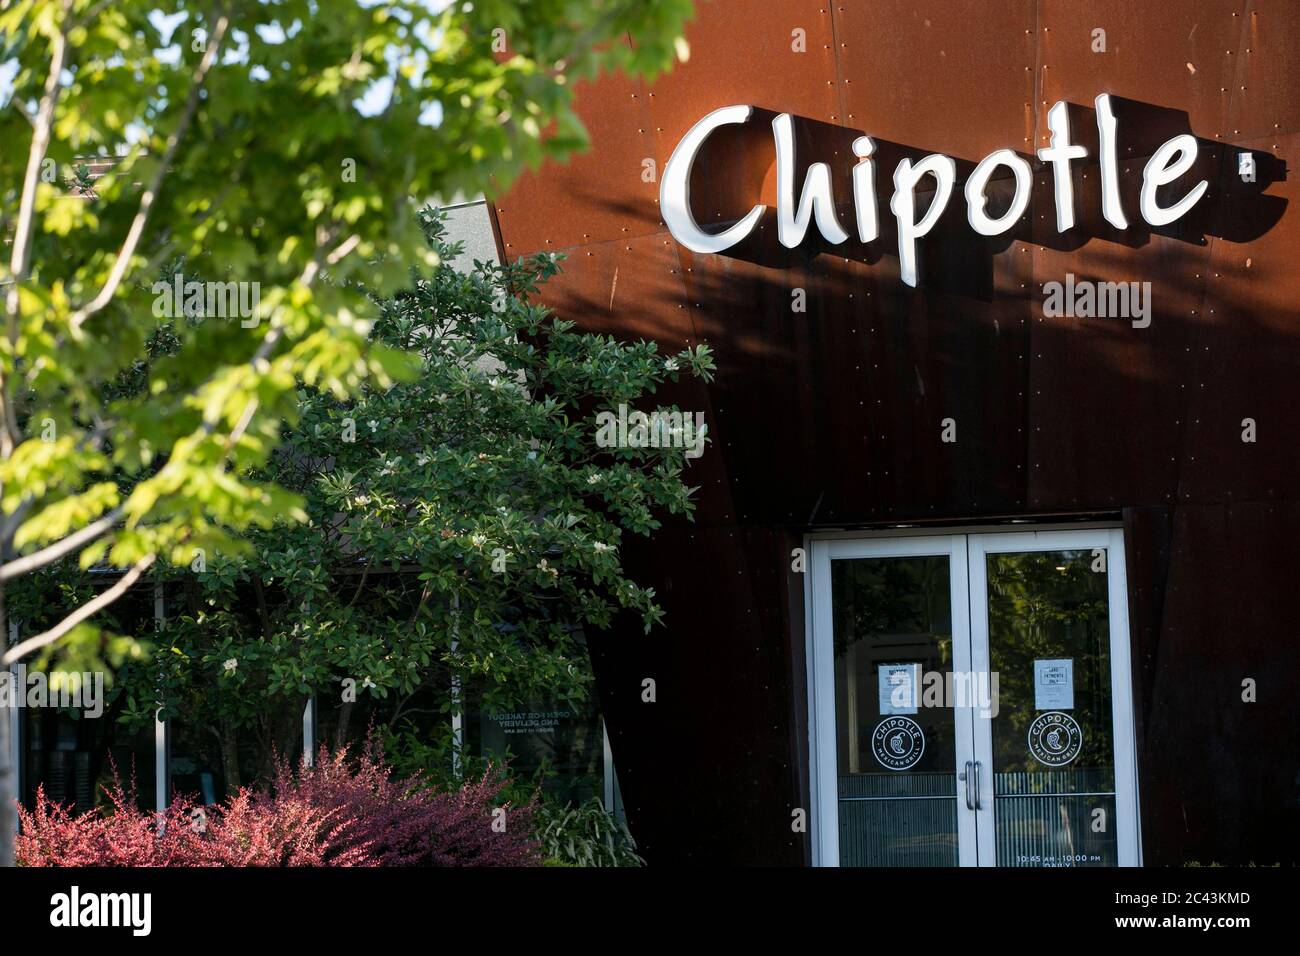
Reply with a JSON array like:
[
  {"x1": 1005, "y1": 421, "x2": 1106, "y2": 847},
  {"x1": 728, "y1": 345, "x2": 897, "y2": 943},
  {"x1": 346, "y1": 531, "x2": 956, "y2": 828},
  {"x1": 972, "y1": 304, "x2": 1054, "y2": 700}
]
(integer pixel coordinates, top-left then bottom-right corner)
[
  {"x1": 809, "y1": 528, "x2": 1140, "y2": 867},
  {"x1": 969, "y1": 531, "x2": 1140, "y2": 867},
  {"x1": 811, "y1": 536, "x2": 976, "y2": 867}
]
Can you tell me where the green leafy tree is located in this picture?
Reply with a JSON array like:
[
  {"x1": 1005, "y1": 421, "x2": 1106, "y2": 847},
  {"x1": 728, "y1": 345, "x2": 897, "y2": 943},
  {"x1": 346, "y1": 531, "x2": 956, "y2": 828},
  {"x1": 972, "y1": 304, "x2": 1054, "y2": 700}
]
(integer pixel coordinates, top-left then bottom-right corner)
[
  {"x1": 0, "y1": 0, "x2": 695, "y2": 866},
  {"x1": 103, "y1": 208, "x2": 713, "y2": 793}
]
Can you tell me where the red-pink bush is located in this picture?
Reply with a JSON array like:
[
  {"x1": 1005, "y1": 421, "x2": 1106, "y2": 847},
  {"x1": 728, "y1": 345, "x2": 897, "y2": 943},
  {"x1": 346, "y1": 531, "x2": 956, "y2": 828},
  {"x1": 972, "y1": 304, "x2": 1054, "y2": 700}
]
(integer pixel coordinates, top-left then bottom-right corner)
[{"x1": 16, "y1": 743, "x2": 541, "y2": 867}]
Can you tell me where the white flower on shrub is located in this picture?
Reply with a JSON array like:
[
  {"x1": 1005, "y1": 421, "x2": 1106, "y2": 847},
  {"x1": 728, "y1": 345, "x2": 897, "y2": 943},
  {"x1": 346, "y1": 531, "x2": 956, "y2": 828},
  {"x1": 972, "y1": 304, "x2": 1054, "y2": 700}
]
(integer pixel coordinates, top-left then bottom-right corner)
[{"x1": 223, "y1": 658, "x2": 238, "y2": 673}]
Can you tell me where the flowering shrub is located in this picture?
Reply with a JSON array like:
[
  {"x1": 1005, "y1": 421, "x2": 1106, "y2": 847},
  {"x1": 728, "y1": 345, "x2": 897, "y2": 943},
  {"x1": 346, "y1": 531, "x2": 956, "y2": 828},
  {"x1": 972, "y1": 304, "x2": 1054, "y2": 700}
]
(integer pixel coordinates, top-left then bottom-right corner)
[
  {"x1": 16, "y1": 742, "x2": 541, "y2": 867},
  {"x1": 271, "y1": 740, "x2": 541, "y2": 866}
]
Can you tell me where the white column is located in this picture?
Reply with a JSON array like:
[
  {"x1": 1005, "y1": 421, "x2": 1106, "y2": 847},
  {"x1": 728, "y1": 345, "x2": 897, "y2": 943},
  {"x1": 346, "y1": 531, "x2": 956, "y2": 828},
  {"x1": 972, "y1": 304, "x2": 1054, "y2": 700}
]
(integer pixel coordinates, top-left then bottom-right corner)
[
  {"x1": 602, "y1": 720, "x2": 614, "y2": 812},
  {"x1": 153, "y1": 581, "x2": 167, "y2": 816},
  {"x1": 6, "y1": 621, "x2": 19, "y2": 831},
  {"x1": 302, "y1": 696, "x2": 315, "y2": 767},
  {"x1": 450, "y1": 593, "x2": 463, "y2": 778}
]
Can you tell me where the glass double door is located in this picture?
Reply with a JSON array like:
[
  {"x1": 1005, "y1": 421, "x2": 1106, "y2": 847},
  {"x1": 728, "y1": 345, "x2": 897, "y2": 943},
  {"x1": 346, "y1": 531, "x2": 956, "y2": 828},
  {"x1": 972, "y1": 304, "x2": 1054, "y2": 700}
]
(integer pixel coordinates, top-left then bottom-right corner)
[{"x1": 808, "y1": 529, "x2": 1140, "y2": 867}]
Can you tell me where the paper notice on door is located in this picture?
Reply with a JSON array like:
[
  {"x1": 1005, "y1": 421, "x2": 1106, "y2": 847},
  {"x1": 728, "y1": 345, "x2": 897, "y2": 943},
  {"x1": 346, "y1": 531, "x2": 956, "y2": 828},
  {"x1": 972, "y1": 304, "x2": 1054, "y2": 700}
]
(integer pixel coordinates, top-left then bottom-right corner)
[
  {"x1": 878, "y1": 663, "x2": 920, "y2": 715},
  {"x1": 1034, "y1": 658, "x2": 1074, "y2": 710}
]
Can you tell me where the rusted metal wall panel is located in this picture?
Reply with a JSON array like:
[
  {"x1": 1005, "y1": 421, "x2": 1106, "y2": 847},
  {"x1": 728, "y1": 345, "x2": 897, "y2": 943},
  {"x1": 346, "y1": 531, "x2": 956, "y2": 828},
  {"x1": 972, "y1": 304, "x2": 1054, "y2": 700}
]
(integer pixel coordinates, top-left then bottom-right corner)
[
  {"x1": 834, "y1": 0, "x2": 1037, "y2": 161},
  {"x1": 493, "y1": 0, "x2": 1300, "y2": 865}
]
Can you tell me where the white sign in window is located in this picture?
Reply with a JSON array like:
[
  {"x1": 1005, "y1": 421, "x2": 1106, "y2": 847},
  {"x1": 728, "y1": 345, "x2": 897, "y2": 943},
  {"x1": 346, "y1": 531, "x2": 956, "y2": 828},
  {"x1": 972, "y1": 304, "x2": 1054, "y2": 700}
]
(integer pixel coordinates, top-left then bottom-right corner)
[
  {"x1": 878, "y1": 663, "x2": 921, "y2": 715},
  {"x1": 1034, "y1": 658, "x2": 1075, "y2": 710}
]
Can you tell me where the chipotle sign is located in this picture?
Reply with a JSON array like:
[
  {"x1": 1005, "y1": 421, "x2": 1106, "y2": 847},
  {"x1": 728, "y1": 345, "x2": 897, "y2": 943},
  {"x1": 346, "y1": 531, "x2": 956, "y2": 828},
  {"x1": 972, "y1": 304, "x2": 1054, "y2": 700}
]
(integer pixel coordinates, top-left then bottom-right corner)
[{"x1": 661, "y1": 95, "x2": 1209, "y2": 287}]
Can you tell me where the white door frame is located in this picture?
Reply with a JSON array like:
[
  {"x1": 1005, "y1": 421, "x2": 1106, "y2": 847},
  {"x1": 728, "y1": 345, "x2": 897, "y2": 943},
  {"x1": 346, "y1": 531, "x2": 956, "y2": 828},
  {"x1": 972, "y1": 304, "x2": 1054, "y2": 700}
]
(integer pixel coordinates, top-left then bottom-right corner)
[
  {"x1": 806, "y1": 525, "x2": 1142, "y2": 867},
  {"x1": 966, "y1": 528, "x2": 1141, "y2": 866},
  {"x1": 807, "y1": 534, "x2": 974, "y2": 867}
]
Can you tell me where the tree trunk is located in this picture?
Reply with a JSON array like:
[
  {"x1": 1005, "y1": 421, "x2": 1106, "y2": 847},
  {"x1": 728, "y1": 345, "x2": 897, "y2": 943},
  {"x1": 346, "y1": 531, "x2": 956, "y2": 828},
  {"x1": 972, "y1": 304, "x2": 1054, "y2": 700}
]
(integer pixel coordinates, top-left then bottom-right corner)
[
  {"x1": 255, "y1": 705, "x2": 303, "y2": 782},
  {"x1": 335, "y1": 699, "x2": 353, "y2": 750},
  {"x1": 0, "y1": 584, "x2": 15, "y2": 867},
  {"x1": 219, "y1": 718, "x2": 241, "y2": 792}
]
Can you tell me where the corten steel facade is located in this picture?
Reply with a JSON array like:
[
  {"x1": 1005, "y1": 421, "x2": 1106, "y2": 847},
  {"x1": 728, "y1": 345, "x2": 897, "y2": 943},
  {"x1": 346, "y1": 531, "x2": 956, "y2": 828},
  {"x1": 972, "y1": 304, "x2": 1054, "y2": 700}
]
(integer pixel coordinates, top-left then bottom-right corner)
[{"x1": 490, "y1": 1, "x2": 1300, "y2": 865}]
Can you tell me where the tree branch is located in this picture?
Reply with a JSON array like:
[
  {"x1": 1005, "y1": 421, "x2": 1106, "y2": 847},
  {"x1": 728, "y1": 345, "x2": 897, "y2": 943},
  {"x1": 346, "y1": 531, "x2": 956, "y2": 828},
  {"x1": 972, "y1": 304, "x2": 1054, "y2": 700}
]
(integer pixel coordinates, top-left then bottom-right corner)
[
  {"x1": 0, "y1": 553, "x2": 154, "y2": 666},
  {"x1": 68, "y1": 8, "x2": 230, "y2": 332},
  {"x1": 10, "y1": 96, "x2": 37, "y2": 131},
  {"x1": 213, "y1": 228, "x2": 358, "y2": 456},
  {"x1": 346, "y1": 556, "x2": 375, "y2": 609},
  {"x1": 2, "y1": 0, "x2": 73, "y2": 456},
  {"x1": 71, "y1": 0, "x2": 118, "y2": 29},
  {"x1": 0, "y1": 505, "x2": 125, "y2": 582}
]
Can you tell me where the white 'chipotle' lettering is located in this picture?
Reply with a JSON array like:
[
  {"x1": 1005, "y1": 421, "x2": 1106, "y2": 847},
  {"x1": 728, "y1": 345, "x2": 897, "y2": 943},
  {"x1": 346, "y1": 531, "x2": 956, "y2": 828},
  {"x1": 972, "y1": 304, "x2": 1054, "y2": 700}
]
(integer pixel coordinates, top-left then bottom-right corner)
[{"x1": 660, "y1": 94, "x2": 1207, "y2": 287}]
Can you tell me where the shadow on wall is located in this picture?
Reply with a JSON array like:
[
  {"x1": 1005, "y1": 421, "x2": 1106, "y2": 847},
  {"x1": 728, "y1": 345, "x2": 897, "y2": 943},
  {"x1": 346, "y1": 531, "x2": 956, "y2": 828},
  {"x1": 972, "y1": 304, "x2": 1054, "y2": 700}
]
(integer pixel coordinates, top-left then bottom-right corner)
[
  {"x1": 675, "y1": 99, "x2": 1287, "y2": 298},
  {"x1": 536, "y1": 90, "x2": 1298, "y2": 527},
  {"x1": 517, "y1": 99, "x2": 1300, "y2": 868}
]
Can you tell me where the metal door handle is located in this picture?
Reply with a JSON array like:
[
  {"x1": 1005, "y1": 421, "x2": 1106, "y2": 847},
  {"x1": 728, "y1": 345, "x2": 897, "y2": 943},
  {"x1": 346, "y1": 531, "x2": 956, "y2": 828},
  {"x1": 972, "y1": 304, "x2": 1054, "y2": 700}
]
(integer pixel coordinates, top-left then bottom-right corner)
[
  {"x1": 973, "y1": 760, "x2": 982, "y2": 810},
  {"x1": 962, "y1": 761, "x2": 974, "y2": 810}
]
